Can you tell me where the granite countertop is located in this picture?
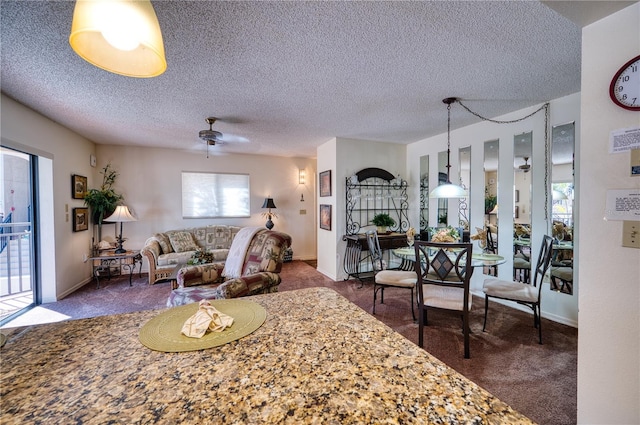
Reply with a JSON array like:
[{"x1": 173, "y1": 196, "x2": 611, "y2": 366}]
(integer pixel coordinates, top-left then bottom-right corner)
[{"x1": 0, "y1": 287, "x2": 533, "y2": 424}]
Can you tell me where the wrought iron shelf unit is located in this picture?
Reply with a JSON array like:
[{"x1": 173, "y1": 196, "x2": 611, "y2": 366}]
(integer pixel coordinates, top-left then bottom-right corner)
[{"x1": 343, "y1": 167, "x2": 410, "y2": 280}]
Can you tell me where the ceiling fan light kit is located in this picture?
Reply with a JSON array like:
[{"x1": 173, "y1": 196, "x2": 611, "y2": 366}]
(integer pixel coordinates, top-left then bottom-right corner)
[{"x1": 69, "y1": 0, "x2": 166, "y2": 78}]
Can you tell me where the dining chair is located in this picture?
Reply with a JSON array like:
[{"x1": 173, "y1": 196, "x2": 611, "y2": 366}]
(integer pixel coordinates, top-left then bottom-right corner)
[
  {"x1": 366, "y1": 230, "x2": 417, "y2": 320},
  {"x1": 413, "y1": 240, "x2": 473, "y2": 358},
  {"x1": 482, "y1": 235, "x2": 554, "y2": 344}
]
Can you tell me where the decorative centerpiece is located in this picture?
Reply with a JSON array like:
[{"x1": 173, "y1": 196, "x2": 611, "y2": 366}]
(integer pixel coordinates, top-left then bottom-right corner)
[
  {"x1": 431, "y1": 226, "x2": 459, "y2": 243},
  {"x1": 470, "y1": 227, "x2": 488, "y2": 252},
  {"x1": 371, "y1": 213, "x2": 395, "y2": 234},
  {"x1": 406, "y1": 227, "x2": 416, "y2": 247},
  {"x1": 188, "y1": 249, "x2": 215, "y2": 265}
]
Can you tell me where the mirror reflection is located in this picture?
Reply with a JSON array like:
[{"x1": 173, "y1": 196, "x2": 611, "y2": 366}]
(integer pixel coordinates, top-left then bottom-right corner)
[
  {"x1": 550, "y1": 122, "x2": 575, "y2": 295},
  {"x1": 459, "y1": 146, "x2": 471, "y2": 239},
  {"x1": 483, "y1": 140, "x2": 499, "y2": 276},
  {"x1": 419, "y1": 155, "x2": 429, "y2": 240},
  {"x1": 437, "y1": 151, "x2": 448, "y2": 227},
  {"x1": 513, "y1": 131, "x2": 533, "y2": 283}
]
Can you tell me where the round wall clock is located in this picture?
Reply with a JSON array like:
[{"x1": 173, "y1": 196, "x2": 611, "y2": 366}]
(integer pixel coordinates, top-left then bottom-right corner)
[{"x1": 609, "y1": 55, "x2": 640, "y2": 111}]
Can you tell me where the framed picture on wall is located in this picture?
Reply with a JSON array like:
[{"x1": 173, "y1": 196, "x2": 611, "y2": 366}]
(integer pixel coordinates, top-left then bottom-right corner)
[
  {"x1": 319, "y1": 170, "x2": 331, "y2": 197},
  {"x1": 73, "y1": 208, "x2": 89, "y2": 232},
  {"x1": 72, "y1": 174, "x2": 87, "y2": 199},
  {"x1": 320, "y1": 204, "x2": 332, "y2": 230}
]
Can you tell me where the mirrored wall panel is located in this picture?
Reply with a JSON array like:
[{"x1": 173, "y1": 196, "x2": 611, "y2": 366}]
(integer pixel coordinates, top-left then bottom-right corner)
[
  {"x1": 458, "y1": 146, "x2": 471, "y2": 237},
  {"x1": 483, "y1": 140, "x2": 499, "y2": 276},
  {"x1": 437, "y1": 150, "x2": 448, "y2": 226},
  {"x1": 550, "y1": 122, "x2": 575, "y2": 295},
  {"x1": 419, "y1": 155, "x2": 429, "y2": 240},
  {"x1": 513, "y1": 132, "x2": 532, "y2": 283}
]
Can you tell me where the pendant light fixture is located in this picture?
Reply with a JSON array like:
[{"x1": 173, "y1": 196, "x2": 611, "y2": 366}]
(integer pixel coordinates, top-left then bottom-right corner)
[
  {"x1": 429, "y1": 97, "x2": 468, "y2": 198},
  {"x1": 69, "y1": 0, "x2": 167, "y2": 78}
]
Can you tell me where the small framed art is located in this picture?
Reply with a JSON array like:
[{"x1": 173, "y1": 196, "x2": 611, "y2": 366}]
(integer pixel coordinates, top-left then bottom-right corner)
[
  {"x1": 320, "y1": 204, "x2": 332, "y2": 230},
  {"x1": 73, "y1": 207, "x2": 89, "y2": 232},
  {"x1": 72, "y1": 174, "x2": 88, "y2": 199},
  {"x1": 319, "y1": 170, "x2": 331, "y2": 197}
]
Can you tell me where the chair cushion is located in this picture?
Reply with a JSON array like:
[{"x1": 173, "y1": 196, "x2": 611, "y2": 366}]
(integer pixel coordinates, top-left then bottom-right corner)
[
  {"x1": 513, "y1": 257, "x2": 530, "y2": 269},
  {"x1": 483, "y1": 278, "x2": 537, "y2": 303},
  {"x1": 422, "y1": 285, "x2": 471, "y2": 311},
  {"x1": 551, "y1": 267, "x2": 573, "y2": 282},
  {"x1": 375, "y1": 270, "x2": 416, "y2": 288}
]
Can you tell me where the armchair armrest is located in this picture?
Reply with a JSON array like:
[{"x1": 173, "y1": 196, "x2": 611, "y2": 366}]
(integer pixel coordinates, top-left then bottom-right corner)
[
  {"x1": 177, "y1": 263, "x2": 226, "y2": 288},
  {"x1": 216, "y1": 272, "x2": 281, "y2": 299}
]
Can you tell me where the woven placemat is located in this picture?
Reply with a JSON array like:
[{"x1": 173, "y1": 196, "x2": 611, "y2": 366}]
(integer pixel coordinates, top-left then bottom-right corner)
[{"x1": 139, "y1": 299, "x2": 266, "y2": 352}]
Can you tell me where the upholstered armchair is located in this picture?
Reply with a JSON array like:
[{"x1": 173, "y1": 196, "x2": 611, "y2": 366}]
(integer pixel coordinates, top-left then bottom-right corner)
[{"x1": 167, "y1": 228, "x2": 292, "y2": 307}]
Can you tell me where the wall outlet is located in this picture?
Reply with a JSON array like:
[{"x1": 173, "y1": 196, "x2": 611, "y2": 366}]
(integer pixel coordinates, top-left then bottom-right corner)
[
  {"x1": 300, "y1": 209, "x2": 307, "y2": 215},
  {"x1": 622, "y1": 221, "x2": 640, "y2": 248}
]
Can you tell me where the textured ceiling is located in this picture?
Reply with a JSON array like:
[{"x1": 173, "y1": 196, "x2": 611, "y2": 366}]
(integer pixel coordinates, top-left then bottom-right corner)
[{"x1": 0, "y1": 1, "x2": 624, "y2": 158}]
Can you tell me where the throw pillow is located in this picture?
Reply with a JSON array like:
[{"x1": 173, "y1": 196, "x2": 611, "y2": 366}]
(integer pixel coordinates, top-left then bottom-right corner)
[
  {"x1": 154, "y1": 233, "x2": 173, "y2": 254},
  {"x1": 168, "y1": 232, "x2": 199, "y2": 253}
]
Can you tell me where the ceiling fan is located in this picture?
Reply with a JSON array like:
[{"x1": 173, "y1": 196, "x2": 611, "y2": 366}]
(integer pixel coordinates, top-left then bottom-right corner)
[
  {"x1": 518, "y1": 157, "x2": 531, "y2": 173},
  {"x1": 197, "y1": 117, "x2": 248, "y2": 157}
]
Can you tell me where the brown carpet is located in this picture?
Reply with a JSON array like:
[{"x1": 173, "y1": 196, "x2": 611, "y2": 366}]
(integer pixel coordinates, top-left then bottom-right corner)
[{"x1": 23, "y1": 260, "x2": 577, "y2": 425}]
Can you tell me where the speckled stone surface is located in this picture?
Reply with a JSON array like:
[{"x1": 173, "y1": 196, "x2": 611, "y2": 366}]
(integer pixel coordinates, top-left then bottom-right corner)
[{"x1": 0, "y1": 287, "x2": 533, "y2": 424}]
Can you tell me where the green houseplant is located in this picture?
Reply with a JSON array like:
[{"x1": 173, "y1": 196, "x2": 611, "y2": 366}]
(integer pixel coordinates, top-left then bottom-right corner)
[
  {"x1": 371, "y1": 213, "x2": 395, "y2": 233},
  {"x1": 84, "y1": 163, "x2": 123, "y2": 241}
]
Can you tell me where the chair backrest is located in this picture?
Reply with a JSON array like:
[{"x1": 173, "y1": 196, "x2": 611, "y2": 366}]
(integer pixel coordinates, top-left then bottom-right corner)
[
  {"x1": 532, "y1": 235, "x2": 555, "y2": 292},
  {"x1": 413, "y1": 240, "x2": 473, "y2": 296},
  {"x1": 365, "y1": 230, "x2": 384, "y2": 271},
  {"x1": 486, "y1": 227, "x2": 497, "y2": 253}
]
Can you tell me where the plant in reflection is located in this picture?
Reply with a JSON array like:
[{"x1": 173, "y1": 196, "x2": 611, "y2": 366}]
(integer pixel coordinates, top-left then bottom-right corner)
[{"x1": 484, "y1": 186, "x2": 497, "y2": 214}]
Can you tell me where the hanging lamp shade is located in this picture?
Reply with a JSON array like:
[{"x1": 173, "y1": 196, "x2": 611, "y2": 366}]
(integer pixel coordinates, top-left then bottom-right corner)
[
  {"x1": 430, "y1": 183, "x2": 468, "y2": 198},
  {"x1": 429, "y1": 97, "x2": 468, "y2": 199},
  {"x1": 69, "y1": 0, "x2": 167, "y2": 78}
]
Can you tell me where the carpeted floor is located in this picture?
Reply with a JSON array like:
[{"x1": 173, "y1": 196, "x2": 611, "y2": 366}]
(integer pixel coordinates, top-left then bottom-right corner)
[{"x1": 4, "y1": 260, "x2": 577, "y2": 424}]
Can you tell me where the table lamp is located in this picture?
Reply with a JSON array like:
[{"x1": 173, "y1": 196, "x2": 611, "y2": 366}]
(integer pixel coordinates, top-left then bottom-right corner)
[
  {"x1": 104, "y1": 205, "x2": 137, "y2": 253},
  {"x1": 261, "y1": 198, "x2": 277, "y2": 230}
]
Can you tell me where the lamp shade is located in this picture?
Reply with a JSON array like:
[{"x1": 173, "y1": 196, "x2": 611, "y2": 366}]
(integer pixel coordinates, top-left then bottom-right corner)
[
  {"x1": 261, "y1": 198, "x2": 277, "y2": 209},
  {"x1": 429, "y1": 183, "x2": 468, "y2": 199},
  {"x1": 552, "y1": 190, "x2": 568, "y2": 200},
  {"x1": 69, "y1": 0, "x2": 167, "y2": 78},
  {"x1": 104, "y1": 205, "x2": 137, "y2": 222}
]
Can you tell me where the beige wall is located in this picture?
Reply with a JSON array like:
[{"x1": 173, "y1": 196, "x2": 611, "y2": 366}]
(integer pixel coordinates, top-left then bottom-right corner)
[
  {"x1": 316, "y1": 137, "x2": 407, "y2": 281},
  {"x1": 96, "y1": 144, "x2": 317, "y2": 266},
  {"x1": 578, "y1": 3, "x2": 640, "y2": 422},
  {"x1": 2, "y1": 94, "x2": 317, "y2": 301}
]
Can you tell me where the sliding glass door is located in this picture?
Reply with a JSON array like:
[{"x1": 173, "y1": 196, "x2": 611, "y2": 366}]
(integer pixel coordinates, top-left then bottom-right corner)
[{"x1": 0, "y1": 146, "x2": 38, "y2": 324}]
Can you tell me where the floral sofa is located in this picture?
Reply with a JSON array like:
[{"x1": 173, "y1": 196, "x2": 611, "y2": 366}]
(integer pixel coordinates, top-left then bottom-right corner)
[{"x1": 141, "y1": 225, "x2": 242, "y2": 285}]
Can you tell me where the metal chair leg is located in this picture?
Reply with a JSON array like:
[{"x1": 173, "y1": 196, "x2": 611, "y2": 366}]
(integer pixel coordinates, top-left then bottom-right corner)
[{"x1": 483, "y1": 295, "x2": 489, "y2": 332}]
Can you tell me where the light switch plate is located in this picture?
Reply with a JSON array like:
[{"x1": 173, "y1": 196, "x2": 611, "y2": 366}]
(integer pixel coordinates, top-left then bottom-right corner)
[
  {"x1": 90, "y1": 154, "x2": 96, "y2": 167},
  {"x1": 622, "y1": 221, "x2": 640, "y2": 248}
]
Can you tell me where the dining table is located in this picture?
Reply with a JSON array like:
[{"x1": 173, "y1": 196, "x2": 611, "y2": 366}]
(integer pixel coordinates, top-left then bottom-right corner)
[
  {"x1": 0, "y1": 287, "x2": 532, "y2": 424},
  {"x1": 393, "y1": 246, "x2": 506, "y2": 269}
]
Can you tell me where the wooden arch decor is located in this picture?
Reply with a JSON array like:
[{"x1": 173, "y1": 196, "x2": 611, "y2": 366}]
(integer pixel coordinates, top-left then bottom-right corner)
[{"x1": 354, "y1": 167, "x2": 395, "y2": 182}]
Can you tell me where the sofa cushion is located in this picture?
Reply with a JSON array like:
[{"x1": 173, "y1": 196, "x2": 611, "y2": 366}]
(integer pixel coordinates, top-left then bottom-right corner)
[
  {"x1": 153, "y1": 233, "x2": 173, "y2": 254},
  {"x1": 157, "y1": 251, "x2": 196, "y2": 266},
  {"x1": 168, "y1": 231, "x2": 199, "y2": 253}
]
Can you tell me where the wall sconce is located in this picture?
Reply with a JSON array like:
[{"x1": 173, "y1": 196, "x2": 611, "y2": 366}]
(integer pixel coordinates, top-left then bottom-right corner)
[
  {"x1": 299, "y1": 169, "x2": 306, "y2": 201},
  {"x1": 299, "y1": 169, "x2": 306, "y2": 185}
]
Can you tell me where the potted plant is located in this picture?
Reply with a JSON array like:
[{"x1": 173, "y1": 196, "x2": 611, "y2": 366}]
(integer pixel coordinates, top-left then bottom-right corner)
[
  {"x1": 371, "y1": 213, "x2": 395, "y2": 234},
  {"x1": 84, "y1": 163, "x2": 123, "y2": 242}
]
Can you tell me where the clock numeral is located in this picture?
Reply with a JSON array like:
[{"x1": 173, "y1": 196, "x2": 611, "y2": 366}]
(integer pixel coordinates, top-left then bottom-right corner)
[
  {"x1": 631, "y1": 64, "x2": 638, "y2": 73},
  {"x1": 622, "y1": 75, "x2": 630, "y2": 82}
]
